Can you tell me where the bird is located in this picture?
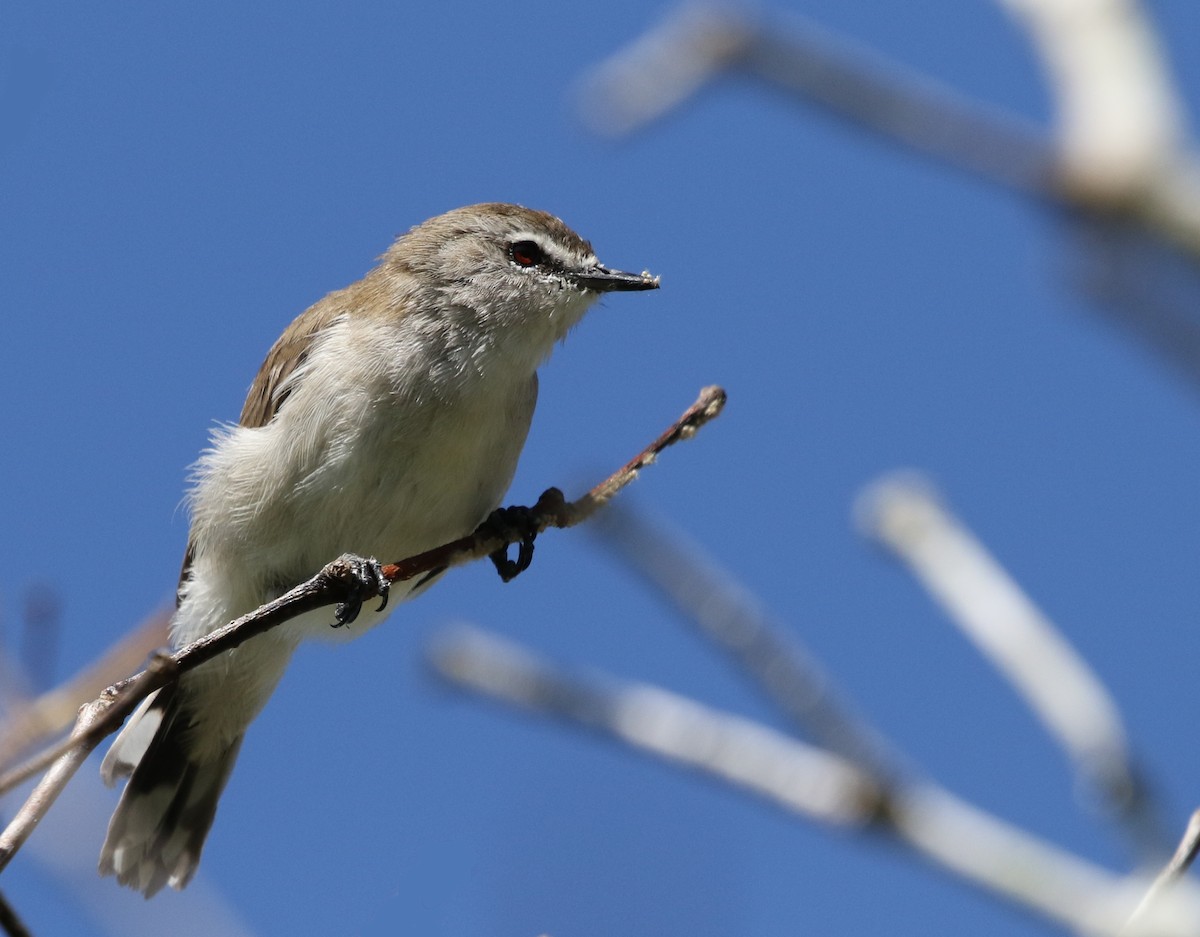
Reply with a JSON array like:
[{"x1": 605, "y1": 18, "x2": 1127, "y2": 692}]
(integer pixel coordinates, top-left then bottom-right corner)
[{"x1": 98, "y1": 202, "x2": 659, "y2": 896}]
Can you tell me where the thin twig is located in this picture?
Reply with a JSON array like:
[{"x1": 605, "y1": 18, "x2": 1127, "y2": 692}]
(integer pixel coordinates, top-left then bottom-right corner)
[
  {"x1": 430, "y1": 626, "x2": 1200, "y2": 937},
  {"x1": 381, "y1": 385, "x2": 727, "y2": 584},
  {"x1": 0, "y1": 385, "x2": 725, "y2": 873},
  {"x1": 0, "y1": 890, "x2": 32, "y2": 937},
  {"x1": 1124, "y1": 809, "x2": 1200, "y2": 933},
  {"x1": 857, "y1": 472, "x2": 1167, "y2": 859}
]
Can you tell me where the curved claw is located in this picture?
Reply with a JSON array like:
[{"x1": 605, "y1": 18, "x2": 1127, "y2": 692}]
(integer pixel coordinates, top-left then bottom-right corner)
[
  {"x1": 331, "y1": 554, "x2": 389, "y2": 628},
  {"x1": 480, "y1": 506, "x2": 540, "y2": 583}
]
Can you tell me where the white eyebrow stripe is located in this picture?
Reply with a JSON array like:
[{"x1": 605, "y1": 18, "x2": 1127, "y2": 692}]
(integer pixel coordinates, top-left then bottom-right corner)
[
  {"x1": 508, "y1": 231, "x2": 580, "y2": 267},
  {"x1": 509, "y1": 231, "x2": 549, "y2": 248}
]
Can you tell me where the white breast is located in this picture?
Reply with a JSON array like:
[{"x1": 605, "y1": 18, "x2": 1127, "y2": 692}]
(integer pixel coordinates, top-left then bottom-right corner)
[{"x1": 181, "y1": 314, "x2": 537, "y2": 644}]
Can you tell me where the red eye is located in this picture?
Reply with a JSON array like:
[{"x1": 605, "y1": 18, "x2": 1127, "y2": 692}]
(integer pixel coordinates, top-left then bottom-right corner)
[{"x1": 511, "y1": 240, "x2": 544, "y2": 267}]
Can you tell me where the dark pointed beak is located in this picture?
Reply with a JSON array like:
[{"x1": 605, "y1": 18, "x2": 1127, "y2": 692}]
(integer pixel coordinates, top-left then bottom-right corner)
[{"x1": 575, "y1": 265, "x2": 661, "y2": 293}]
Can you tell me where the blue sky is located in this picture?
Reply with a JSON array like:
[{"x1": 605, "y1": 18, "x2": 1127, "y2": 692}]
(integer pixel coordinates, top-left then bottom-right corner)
[{"x1": 4, "y1": 2, "x2": 1200, "y2": 935}]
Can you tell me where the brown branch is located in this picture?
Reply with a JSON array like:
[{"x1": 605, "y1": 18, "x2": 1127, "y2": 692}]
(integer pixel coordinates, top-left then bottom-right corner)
[
  {"x1": 381, "y1": 385, "x2": 726, "y2": 583},
  {"x1": 0, "y1": 385, "x2": 725, "y2": 875}
]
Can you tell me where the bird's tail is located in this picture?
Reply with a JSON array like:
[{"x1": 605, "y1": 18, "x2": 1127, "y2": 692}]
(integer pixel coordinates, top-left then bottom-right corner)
[{"x1": 98, "y1": 685, "x2": 243, "y2": 897}]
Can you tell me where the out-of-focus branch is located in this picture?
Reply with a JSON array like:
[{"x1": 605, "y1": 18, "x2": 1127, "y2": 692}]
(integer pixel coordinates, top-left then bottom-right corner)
[
  {"x1": 992, "y1": 0, "x2": 1200, "y2": 385},
  {"x1": 580, "y1": 3, "x2": 1200, "y2": 261},
  {"x1": 432, "y1": 626, "x2": 883, "y2": 826},
  {"x1": 1125, "y1": 809, "x2": 1200, "y2": 933},
  {"x1": 0, "y1": 609, "x2": 169, "y2": 771},
  {"x1": 0, "y1": 386, "x2": 725, "y2": 874},
  {"x1": 997, "y1": 0, "x2": 1200, "y2": 262},
  {"x1": 1072, "y1": 220, "x2": 1200, "y2": 389},
  {"x1": 0, "y1": 890, "x2": 31, "y2": 937},
  {"x1": 857, "y1": 473, "x2": 1166, "y2": 859},
  {"x1": 580, "y1": 5, "x2": 1054, "y2": 196},
  {"x1": 997, "y1": 0, "x2": 1184, "y2": 199},
  {"x1": 430, "y1": 627, "x2": 1200, "y2": 937},
  {"x1": 593, "y1": 506, "x2": 897, "y2": 778}
]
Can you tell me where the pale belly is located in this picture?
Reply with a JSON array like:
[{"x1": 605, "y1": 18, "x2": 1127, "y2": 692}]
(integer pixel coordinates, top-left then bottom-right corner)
[{"x1": 180, "y1": 371, "x2": 537, "y2": 646}]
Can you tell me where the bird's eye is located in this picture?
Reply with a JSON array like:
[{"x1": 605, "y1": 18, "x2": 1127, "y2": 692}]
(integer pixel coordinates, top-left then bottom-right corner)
[{"x1": 510, "y1": 240, "x2": 545, "y2": 268}]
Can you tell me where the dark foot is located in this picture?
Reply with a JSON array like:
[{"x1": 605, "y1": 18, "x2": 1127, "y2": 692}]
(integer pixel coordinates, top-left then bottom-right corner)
[
  {"x1": 479, "y1": 506, "x2": 540, "y2": 583},
  {"x1": 330, "y1": 554, "x2": 390, "y2": 628}
]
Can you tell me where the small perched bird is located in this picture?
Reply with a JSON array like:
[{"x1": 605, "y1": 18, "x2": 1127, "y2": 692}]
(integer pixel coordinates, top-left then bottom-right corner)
[{"x1": 98, "y1": 203, "x2": 658, "y2": 896}]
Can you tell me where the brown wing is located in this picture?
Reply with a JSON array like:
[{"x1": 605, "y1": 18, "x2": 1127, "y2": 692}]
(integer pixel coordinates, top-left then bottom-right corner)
[
  {"x1": 237, "y1": 304, "x2": 341, "y2": 430},
  {"x1": 174, "y1": 298, "x2": 349, "y2": 605}
]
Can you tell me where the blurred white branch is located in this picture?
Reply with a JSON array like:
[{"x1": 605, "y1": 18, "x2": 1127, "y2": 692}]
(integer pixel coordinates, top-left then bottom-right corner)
[
  {"x1": 857, "y1": 472, "x2": 1164, "y2": 858},
  {"x1": 435, "y1": 491, "x2": 1197, "y2": 932},
  {"x1": 580, "y1": 3, "x2": 1200, "y2": 260},
  {"x1": 432, "y1": 626, "x2": 882, "y2": 826},
  {"x1": 430, "y1": 626, "x2": 1200, "y2": 937},
  {"x1": 997, "y1": 0, "x2": 1200, "y2": 262},
  {"x1": 579, "y1": 5, "x2": 1053, "y2": 195},
  {"x1": 997, "y1": 0, "x2": 1184, "y2": 197}
]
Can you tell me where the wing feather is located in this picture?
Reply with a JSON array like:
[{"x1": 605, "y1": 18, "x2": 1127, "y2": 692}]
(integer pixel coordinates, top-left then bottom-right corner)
[{"x1": 175, "y1": 296, "x2": 351, "y2": 603}]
